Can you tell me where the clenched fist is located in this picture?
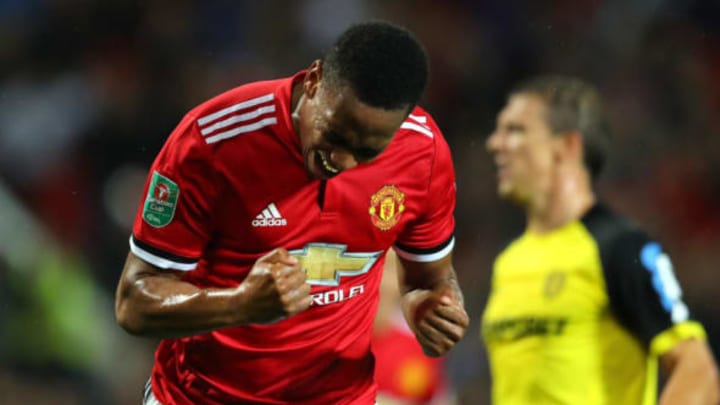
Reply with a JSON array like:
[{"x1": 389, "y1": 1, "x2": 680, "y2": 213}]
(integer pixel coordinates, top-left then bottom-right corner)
[
  {"x1": 402, "y1": 286, "x2": 469, "y2": 357},
  {"x1": 237, "y1": 248, "x2": 313, "y2": 324}
]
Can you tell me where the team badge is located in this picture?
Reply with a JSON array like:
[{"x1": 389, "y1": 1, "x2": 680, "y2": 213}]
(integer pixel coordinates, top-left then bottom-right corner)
[
  {"x1": 369, "y1": 185, "x2": 405, "y2": 231},
  {"x1": 543, "y1": 271, "x2": 566, "y2": 299},
  {"x1": 142, "y1": 171, "x2": 179, "y2": 228}
]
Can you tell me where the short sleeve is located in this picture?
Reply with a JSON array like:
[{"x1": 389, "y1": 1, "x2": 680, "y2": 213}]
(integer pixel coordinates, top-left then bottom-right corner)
[
  {"x1": 603, "y1": 230, "x2": 704, "y2": 349},
  {"x1": 130, "y1": 113, "x2": 218, "y2": 271},
  {"x1": 394, "y1": 130, "x2": 456, "y2": 263}
]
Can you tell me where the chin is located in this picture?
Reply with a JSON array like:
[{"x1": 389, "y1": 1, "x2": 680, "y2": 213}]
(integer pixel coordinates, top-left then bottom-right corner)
[
  {"x1": 498, "y1": 187, "x2": 522, "y2": 204},
  {"x1": 302, "y1": 151, "x2": 318, "y2": 178},
  {"x1": 304, "y1": 160, "x2": 327, "y2": 180},
  {"x1": 303, "y1": 160, "x2": 318, "y2": 180},
  {"x1": 498, "y1": 184, "x2": 513, "y2": 198}
]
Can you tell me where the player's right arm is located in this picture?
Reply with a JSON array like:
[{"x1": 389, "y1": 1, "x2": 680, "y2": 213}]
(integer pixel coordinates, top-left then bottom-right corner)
[
  {"x1": 114, "y1": 112, "x2": 311, "y2": 338},
  {"x1": 116, "y1": 248, "x2": 311, "y2": 338}
]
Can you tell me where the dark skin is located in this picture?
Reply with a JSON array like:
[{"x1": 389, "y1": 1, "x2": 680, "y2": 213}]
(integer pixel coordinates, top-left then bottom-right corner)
[
  {"x1": 116, "y1": 249, "x2": 469, "y2": 356},
  {"x1": 115, "y1": 60, "x2": 469, "y2": 356},
  {"x1": 116, "y1": 248, "x2": 312, "y2": 337},
  {"x1": 292, "y1": 60, "x2": 404, "y2": 180},
  {"x1": 397, "y1": 253, "x2": 468, "y2": 357}
]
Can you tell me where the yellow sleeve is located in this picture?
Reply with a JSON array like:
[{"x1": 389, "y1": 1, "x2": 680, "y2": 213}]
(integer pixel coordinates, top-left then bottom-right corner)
[{"x1": 649, "y1": 321, "x2": 707, "y2": 357}]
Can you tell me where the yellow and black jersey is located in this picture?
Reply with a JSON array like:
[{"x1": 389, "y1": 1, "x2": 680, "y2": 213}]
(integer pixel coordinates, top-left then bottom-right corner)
[{"x1": 481, "y1": 204, "x2": 706, "y2": 405}]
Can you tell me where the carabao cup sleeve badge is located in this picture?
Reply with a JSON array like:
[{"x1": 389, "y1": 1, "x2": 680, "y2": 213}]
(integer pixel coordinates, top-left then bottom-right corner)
[
  {"x1": 368, "y1": 185, "x2": 405, "y2": 231},
  {"x1": 142, "y1": 171, "x2": 180, "y2": 228}
]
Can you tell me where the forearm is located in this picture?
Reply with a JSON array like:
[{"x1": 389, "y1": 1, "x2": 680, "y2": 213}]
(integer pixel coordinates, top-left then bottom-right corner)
[
  {"x1": 402, "y1": 268, "x2": 464, "y2": 307},
  {"x1": 428, "y1": 274, "x2": 463, "y2": 304},
  {"x1": 116, "y1": 275, "x2": 243, "y2": 338},
  {"x1": 399, "y1": 255, "x2": 463, "y2": 299},
  {"x1": 395, "y1": 253, "x2": 469, "y2": 357}
]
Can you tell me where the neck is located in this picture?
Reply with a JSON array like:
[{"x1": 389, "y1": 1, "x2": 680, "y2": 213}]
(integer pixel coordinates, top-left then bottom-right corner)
[{"x1": 526, "y1": 167, "x2": 595, "y2": 234}]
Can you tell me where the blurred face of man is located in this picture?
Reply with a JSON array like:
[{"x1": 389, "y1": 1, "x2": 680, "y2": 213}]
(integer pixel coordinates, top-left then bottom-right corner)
[
  {"x1": 295, "y1": 61, "x2": 409, "y2": 180},
  {"x1": 486, "y1": 93, "x2": 558, "y2": 204}
]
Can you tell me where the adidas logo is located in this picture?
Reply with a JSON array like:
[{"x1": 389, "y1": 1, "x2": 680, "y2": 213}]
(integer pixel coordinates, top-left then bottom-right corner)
[{"x1": 252, "y1": 203, "x2": 287, "y2": 227}]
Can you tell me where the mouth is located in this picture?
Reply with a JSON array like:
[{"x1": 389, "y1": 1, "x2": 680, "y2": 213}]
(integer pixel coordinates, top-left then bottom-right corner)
[
  {"x1": 308, "y1": 150, "x2": 340, "y2": 179},
  {"x1": 493, "y1": 161, "x2": 509, "y2": 181},
  {"x1": 317, "y1": 150, "x2": 339, "y2": 174}
]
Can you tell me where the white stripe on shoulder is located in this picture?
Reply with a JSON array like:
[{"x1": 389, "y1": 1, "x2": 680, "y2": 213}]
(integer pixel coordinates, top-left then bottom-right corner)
[
  {"x1": 200, "y1": 105, "x2": 276, "y2": 135},
  {"x1": 129, "y1": 237, "x2": 198, "y2": 271},
  {"x1": 408, "y1": 114, "x2": 428, "y2": 124},
  {"x1": 393, "y1": 237, "x2": 455, "y2": 263},
  {"x1": 400, "y1": 121, "x2": 434, "y2": 138},
  {"x1": 204, "y1": 117, "x2": 277, "y2": 144},
  {"x1": 197, "y1": 93, "x2": 275, "y2": 126}
]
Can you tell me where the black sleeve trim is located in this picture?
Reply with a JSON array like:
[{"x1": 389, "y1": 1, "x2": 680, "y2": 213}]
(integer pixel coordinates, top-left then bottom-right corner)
[
  {"x1": 131, "y1": 235, "x2": 198, "y2": 264},
  {"x1": 395, "y1": 234, "x2": 454, "y2": 255}
]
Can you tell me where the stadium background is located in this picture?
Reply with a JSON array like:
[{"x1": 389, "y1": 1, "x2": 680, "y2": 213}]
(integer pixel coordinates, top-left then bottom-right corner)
[{"x1": 0, "y1": 0, "x2": 718, "y2": 403}]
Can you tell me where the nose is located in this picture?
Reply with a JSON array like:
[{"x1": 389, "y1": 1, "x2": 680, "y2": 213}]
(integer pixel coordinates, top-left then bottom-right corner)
[
  {"x1": 330, "y1": 149, "x2": 358, "y2": 171},
  {"x1": 486, "y1": 130, "x2": 501, "y2": 154}
]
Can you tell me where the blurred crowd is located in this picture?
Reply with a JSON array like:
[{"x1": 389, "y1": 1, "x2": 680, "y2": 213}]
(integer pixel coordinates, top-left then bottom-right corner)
[{"x1": 0, "y1": 0, "x2": 718, "y2": 404}]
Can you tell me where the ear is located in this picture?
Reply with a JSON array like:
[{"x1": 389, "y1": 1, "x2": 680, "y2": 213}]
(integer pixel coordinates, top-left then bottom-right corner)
[
  {"x1": 303, "y1": 59, "x2": 323, "y2": 98},
  {"x1": 555, "y1": 130, "x2": 584, "y2": 163}
]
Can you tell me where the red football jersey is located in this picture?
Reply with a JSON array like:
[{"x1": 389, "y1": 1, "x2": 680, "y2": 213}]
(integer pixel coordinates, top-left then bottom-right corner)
[{"x1": 131, "y1": 72, "x2": 456, "y2": 405}]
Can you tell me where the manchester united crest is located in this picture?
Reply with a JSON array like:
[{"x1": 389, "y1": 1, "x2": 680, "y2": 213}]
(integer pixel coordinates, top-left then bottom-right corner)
[{"x1": 369, "y1": 185, "x2": 405, "y2": 231}]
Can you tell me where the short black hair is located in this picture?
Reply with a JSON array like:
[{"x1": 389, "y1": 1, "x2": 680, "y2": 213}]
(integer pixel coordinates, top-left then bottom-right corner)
[
  {"x1": 512, "y1": 75, "x2": 612, "y2": 181},
  {"x1": 322, "y1": 21, "x2": 429, "y2": 110}
]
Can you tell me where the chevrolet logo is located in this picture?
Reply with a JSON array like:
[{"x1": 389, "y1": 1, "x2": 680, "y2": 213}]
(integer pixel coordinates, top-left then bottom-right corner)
[{"x1": 289, "y1": 243, "x2": 382, "y2": 286}]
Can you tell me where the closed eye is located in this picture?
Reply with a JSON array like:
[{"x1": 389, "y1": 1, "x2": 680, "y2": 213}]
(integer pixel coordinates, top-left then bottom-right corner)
[
  {"x1": 323, "y1": 131, "x2": 352, "y2": 149},
  {"x1": 506, "y1": 123, "x2": 526, "y2": 134}
]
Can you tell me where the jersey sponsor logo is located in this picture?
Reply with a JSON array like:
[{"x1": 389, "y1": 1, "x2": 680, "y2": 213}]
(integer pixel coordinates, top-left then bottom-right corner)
[
  {"x1": 311, "y1": 284, "x2": 365, "y2": 306},
  {"x1": 252, "y1": 202, "x2": 287, "y2": 227},
  {"x1": 640, "y1": 242, "x2": 689, "y2": 323},
  {"x1": 482, "y1": 316, "x2": 569, "y2": 342},
  {"x1": 142, "y1": 171, "x2": 179, "y2": 228},
  {"x1": 289, "y1": 243, "x2": 382, "y2": 286},
  {"x1": 369, "y1": 185, "x2": 405, "y2": 231}
]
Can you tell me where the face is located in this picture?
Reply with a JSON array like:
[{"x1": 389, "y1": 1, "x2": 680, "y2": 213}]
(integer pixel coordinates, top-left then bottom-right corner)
[
  {"x1": 486, "y1": 93, "x2": 559, "y2": 204},
  {"x1": 294, "y1": 62, "x2": 410, "y2": 180}
]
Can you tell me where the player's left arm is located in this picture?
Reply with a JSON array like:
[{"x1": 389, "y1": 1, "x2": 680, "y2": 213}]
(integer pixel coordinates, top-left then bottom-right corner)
[
  {"x1": 393, "y1": 113, "x2": 468, "y2": 357},
  {"x1": 658, "y1": 337, "x2": 719, "y2": 405},
  {"x1": 603, "y1": 230, "x2": 720, "y2": 404},
  {"x1": 396, "y1": 252, "x2": 469, "y2": 358}
]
